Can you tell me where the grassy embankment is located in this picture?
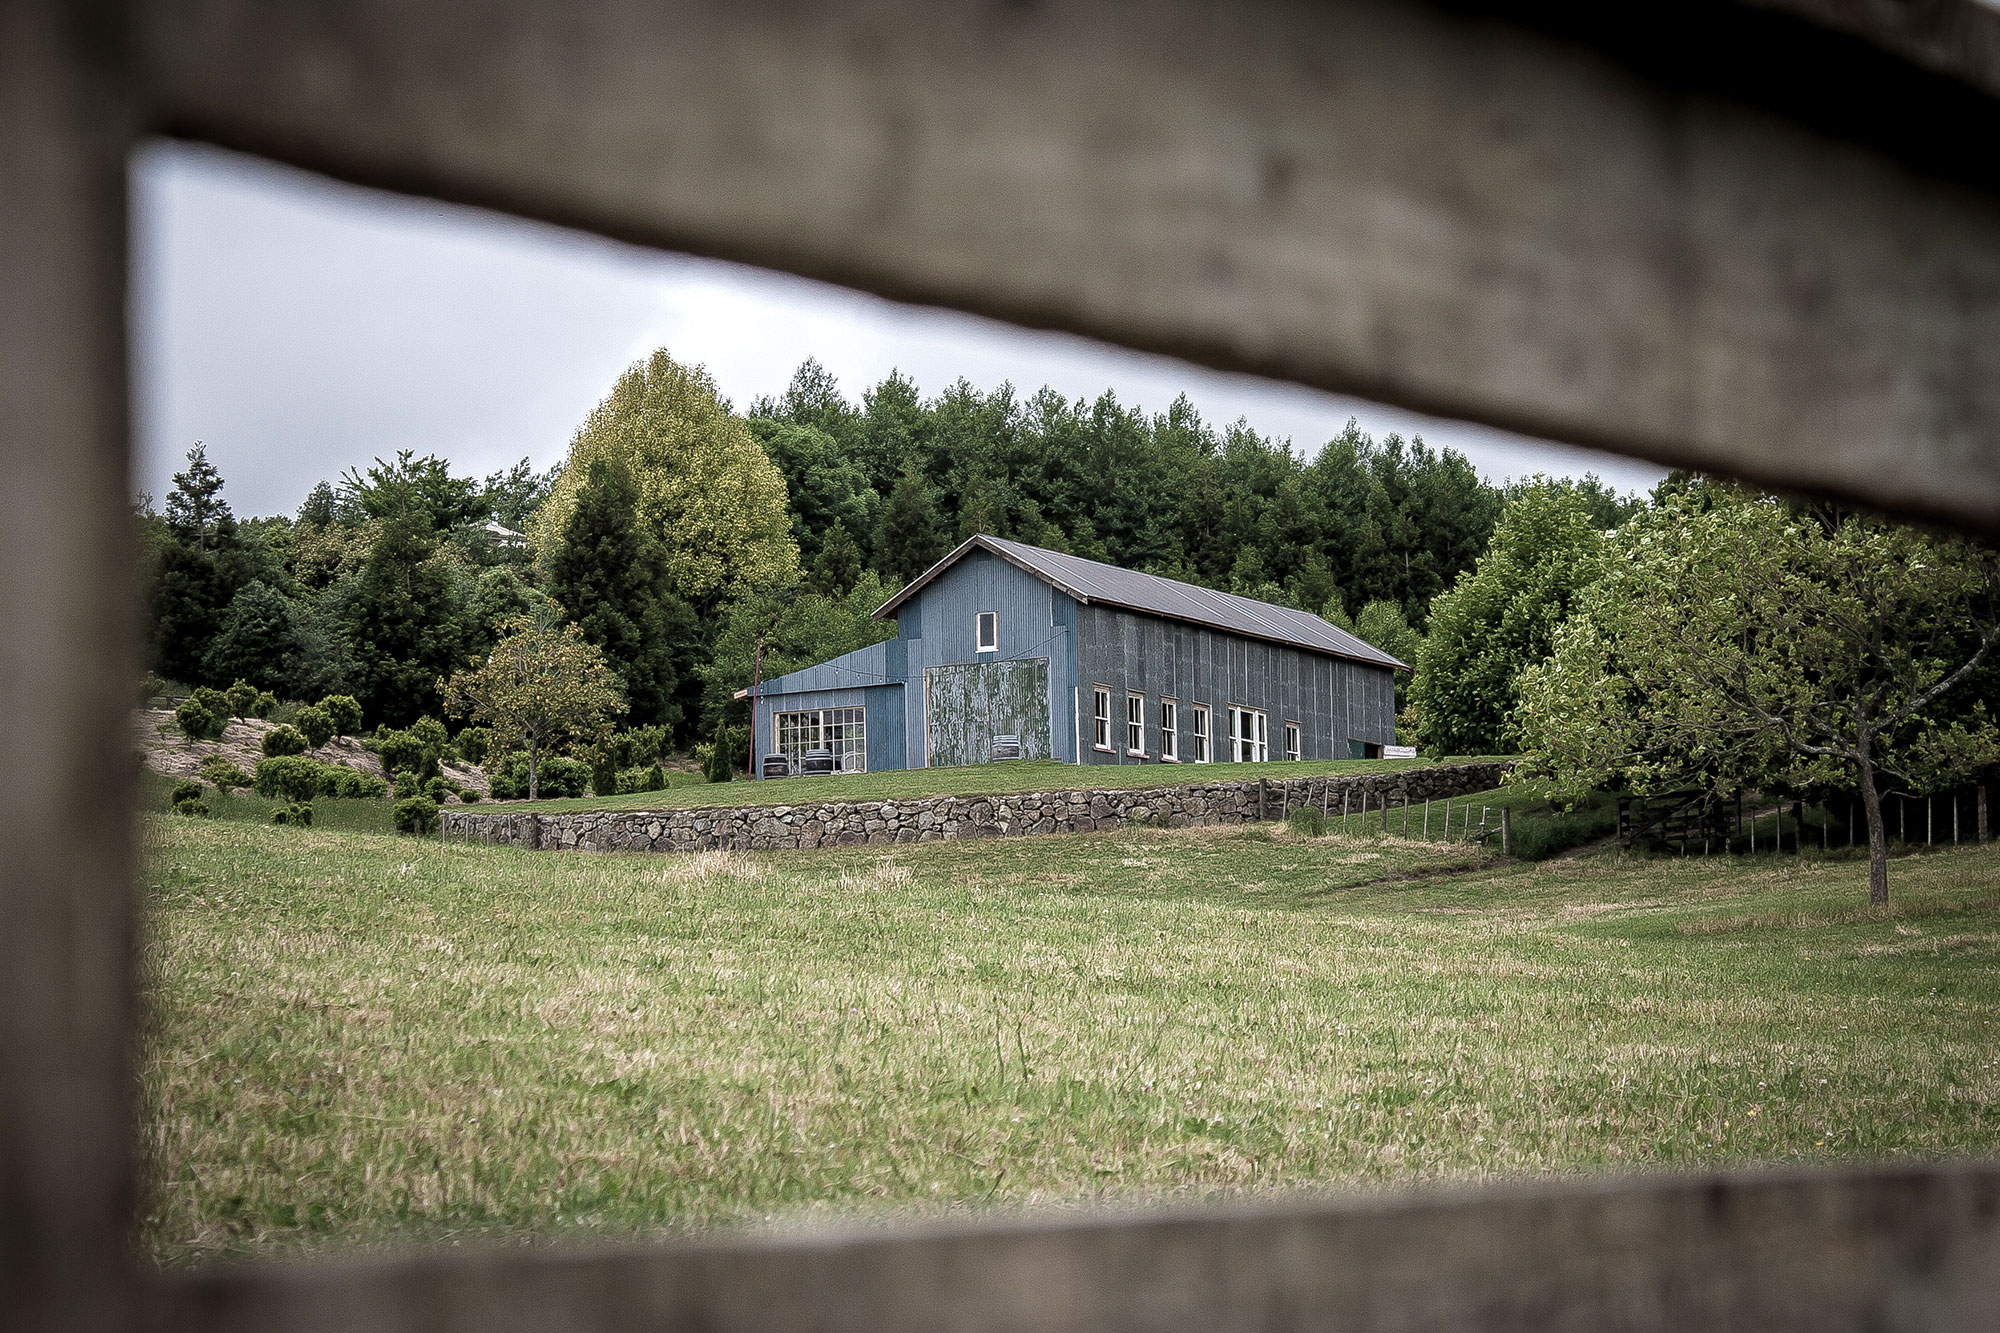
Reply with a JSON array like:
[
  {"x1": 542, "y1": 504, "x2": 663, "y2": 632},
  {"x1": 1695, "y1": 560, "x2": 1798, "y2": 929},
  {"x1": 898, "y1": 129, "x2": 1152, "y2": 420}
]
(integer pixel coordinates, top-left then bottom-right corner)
[
  {"x1": 141, "y1": 811, "x2": 2000, "y2": 1267},
  {"x1": 507, "y1": 756, "x2": 1506, "y2": 814}
]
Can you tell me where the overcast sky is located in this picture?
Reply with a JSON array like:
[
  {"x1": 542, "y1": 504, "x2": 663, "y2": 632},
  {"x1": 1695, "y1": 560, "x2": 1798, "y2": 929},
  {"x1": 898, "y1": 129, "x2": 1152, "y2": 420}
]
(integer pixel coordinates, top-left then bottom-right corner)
[{"x1": 132, "y1": 141, "x2": 1667, "y2": 519}]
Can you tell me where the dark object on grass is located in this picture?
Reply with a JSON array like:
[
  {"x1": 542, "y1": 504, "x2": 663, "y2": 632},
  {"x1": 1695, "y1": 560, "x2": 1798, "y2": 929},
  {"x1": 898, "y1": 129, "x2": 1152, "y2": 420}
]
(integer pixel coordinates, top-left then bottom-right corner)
[
  {"x1": 172, "y1": 796, "x2": 209, "y2": 818},
  {"x1": 991, "y1": 734, "x2": 1022, "y2": 761},
  {"x1": 170, "y1": 779, "x2": 204, "y2": 806},
  {"x1": 799, "y1": 748, "x2": 837, "y2": 776},
  {"x1": 270, "y1": 802, "x2": 313, "y2": 827},
  {"x1": 761, "y1": 753, "x2": 793, "y2": 779},
  {"x1": 394, "y1": 795, "x2": 440, "y2": 836}
]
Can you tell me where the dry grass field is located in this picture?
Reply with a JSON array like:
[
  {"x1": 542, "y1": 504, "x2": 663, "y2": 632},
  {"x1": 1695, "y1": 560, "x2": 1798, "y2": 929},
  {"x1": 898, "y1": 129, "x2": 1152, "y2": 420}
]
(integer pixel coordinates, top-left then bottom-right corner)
[{"x1": 139, "y1": 814, "x2": 2000, "y2": 1267}]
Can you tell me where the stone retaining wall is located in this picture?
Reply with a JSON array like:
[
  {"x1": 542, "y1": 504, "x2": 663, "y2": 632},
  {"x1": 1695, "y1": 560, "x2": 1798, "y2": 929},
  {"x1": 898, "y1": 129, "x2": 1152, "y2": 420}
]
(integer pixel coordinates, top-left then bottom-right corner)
[{"x1": 441, "y1": 761, "x2": 1514, "y2": 854}]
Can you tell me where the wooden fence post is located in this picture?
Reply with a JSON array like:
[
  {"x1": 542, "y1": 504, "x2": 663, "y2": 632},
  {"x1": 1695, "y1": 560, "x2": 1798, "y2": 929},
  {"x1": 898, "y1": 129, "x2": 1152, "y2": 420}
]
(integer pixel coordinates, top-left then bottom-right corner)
[
  {"x1": 1501, "y1": 806, "x2": 1512, "y2": 856},
  {"x1": 1980, "y1": 786, "x2": 1989, "y2": 846}
]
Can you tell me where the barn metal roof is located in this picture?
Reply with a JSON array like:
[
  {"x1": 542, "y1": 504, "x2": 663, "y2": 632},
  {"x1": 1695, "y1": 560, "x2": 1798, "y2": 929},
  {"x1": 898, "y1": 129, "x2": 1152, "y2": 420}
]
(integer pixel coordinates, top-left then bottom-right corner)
[{"x1": 874, "y1": 534, "x2": 1410, "y2": 671}]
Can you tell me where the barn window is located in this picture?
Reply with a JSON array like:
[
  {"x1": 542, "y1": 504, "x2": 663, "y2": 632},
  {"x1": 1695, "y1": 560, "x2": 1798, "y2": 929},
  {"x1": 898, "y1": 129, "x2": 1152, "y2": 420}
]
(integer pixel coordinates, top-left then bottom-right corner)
[
  {"x1": 775, "y1": 707, "x2": 867, "y2": 772},
  {"x1": 1127, "y1": 693, "x2": 1146, "y2": 755},
  {"x1": 1284, "y1": 722, "x2": 1301, "y2": 762},
  {"x1": 976, "y1": 611, "x2": 998, "y2": 652},
  {"x1": 1160, "y1": 699, "x2": 1179, "y2": 761},
  {"x1": 1229, "y1": 706, "x2": 1268, "y2": 762},
  {"x1": 1092, "y1": 687, "x2": 1112, "y2": 751},
  {"x1": 1191, "y1": 705, "x2": 1210, "y2": 762}
]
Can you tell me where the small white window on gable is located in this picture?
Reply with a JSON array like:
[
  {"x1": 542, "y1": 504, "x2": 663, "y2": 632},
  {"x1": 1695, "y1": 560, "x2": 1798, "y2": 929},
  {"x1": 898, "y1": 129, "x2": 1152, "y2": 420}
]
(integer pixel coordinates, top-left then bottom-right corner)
[{"x1": 976, "y1": 611, "x2": 998, "y2": 653}]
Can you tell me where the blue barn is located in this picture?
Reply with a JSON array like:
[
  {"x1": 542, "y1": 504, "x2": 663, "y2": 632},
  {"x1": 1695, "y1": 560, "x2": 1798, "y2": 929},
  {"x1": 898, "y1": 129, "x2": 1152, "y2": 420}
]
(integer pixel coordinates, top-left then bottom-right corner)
[{"x1": 747, "y1": 535, "x2": 1407, "y2": 776}]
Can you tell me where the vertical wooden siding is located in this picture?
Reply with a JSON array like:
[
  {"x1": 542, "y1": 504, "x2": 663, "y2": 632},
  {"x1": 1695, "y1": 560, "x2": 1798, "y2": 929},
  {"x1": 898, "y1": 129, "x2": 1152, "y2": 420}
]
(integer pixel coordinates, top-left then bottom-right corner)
[{"x1": 1074, "y1": 603, "x2": 1395, "y2": 766}]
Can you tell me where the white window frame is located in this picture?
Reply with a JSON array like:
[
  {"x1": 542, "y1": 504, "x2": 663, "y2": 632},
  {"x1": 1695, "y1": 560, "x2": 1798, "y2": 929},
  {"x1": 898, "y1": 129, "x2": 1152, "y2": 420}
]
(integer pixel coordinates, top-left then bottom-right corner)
[
  {"x1": 1284, "y1": 721, "x2": 1301, "y2": 762},
  {"x1": 1228, "y1": 705, "x2": 1268, "y2": 762},
  {"x1": 1127, "y1": 692, "x2": 1146, "y2": 756},
  {"x1": 1159, "y1": 698, "x2": 1179, "y2": 762},
  {"x1": 1190, "y1": 704, "x2": 1210, "y2": 763},
  {"x1": 1092, "y1": 686, "x2": 1113, "y2": 752},
  {"x1": 773, "y1": 706, "x2": 868, "y2": 773},
  {"x1": 975, "y1": 610, "x2": 998, "y2": 653}
]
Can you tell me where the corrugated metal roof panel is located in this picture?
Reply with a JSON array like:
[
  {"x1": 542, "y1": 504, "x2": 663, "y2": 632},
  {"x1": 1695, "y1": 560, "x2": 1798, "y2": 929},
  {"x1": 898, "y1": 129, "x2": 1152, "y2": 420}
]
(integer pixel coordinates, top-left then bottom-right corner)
[{"x1": 875, "y1": 535, "x2": 1409, "y2": 670}]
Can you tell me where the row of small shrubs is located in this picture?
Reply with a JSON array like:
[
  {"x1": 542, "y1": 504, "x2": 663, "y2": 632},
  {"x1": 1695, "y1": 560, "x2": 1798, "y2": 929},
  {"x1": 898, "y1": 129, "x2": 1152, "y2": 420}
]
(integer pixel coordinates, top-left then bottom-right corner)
[
  {"x1": 254, "y1": 755, "x2": 391, "y2": 803},
  {"x1": 487, "y1": 752, "x2": 591, "y2": 800}
]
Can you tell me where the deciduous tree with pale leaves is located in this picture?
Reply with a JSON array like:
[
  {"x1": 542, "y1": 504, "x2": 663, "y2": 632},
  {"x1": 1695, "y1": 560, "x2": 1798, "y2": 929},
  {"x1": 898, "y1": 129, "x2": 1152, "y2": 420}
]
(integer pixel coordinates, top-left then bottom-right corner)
[{"x1": 1513, "y1": 487, "x2": 2000, "y2": 904}]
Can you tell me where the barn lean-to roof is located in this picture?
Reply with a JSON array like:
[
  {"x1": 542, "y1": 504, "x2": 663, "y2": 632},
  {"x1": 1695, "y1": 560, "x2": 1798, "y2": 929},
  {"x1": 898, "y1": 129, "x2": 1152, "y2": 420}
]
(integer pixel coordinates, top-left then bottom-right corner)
[{"x1": 873, "y1": 534, "x2": 1410, "y2": 672}]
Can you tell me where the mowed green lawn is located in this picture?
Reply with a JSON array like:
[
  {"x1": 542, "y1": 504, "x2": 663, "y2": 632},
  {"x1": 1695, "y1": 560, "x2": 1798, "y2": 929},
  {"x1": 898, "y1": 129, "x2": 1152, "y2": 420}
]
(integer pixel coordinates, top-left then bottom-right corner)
[
  {"x1": 139, "y1": 815, "x2": 2000, "y2": 1267},
  {"x1": 506, "y1": 756, "x2": 1499, "y2": 813}
]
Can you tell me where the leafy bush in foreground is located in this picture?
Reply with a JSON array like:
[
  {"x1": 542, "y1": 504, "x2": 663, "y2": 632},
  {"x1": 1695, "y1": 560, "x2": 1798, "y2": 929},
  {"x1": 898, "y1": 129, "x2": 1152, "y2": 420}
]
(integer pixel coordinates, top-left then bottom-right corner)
[
  {"x1": 318, "y1": 694, "x2": 362, "y2": 738},
  {"x1": 254, "y1": 755, "x2": 325, "y2": 804},
  {"x1": 486, "y1": 752, "x2": 589, "y2": 800},
  {"x1": 198, "y1": 756, "x2": 252, "y2": 791},
  {"x1": 261, "y1": 725, "x2": 308, "y2": 758},
  {"x1": 270, "y1": 803, "x2": 313, "y2": 827},
  {"x1": 295, "y1": 705, "x2": 335, "y2": 752},
  {"x1": 171, "y1": 779, "x2": 205, "y2": 806},
  {"x1": 394, "y1": 795, "x2": 440, "y2": 836}
]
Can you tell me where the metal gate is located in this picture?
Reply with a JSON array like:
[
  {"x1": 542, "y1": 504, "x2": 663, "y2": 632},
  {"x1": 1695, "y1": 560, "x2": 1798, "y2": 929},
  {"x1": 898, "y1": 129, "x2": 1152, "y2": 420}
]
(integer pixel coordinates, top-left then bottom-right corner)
[{"x1": 924, "y1": 658, "x2": 1051, "y2": 767}]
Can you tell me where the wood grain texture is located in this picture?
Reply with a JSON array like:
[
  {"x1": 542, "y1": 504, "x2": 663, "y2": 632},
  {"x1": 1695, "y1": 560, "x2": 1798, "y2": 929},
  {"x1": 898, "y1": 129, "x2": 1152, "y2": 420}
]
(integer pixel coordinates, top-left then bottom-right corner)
[
  {"x1": 147, "y1": 1163, "x2": 2000, "y2": 1332},
  {"x1": 0, "y1": 4, "x2": 141, "y2": 1332},
  {"x1": 130, "y1": 0, "x2": 2000, "y2": 529}
]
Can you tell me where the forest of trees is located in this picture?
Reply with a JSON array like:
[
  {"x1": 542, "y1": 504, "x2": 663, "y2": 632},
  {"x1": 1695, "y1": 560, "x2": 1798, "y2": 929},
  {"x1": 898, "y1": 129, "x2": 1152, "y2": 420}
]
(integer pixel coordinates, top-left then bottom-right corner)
[{"x1": 140, "y1": 350, "x2": 1643, "y2": 759}]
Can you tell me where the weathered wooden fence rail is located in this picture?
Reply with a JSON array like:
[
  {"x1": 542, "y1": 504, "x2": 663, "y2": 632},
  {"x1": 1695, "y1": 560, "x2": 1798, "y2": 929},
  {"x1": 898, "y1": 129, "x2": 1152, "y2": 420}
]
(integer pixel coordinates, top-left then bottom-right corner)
[
  {"x1": 442, "y1": 762, "x2": 1514, "y2": 853},
  {"x1": 13, "y1": 0, "x2": 2000, "y2": 1327},
  {"x1": 144, "y1": 1162, "x2": 2000, "y2": 1332}
]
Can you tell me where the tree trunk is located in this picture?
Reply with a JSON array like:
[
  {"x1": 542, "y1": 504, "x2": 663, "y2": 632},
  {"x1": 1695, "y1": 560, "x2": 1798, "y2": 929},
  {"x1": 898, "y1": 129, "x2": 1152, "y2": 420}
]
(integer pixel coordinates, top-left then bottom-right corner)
[
  {"x1": 1856, "y1": 746, "x2": 1889, "y2": 906},
  {"x1": 527, "y1": 732, "x2": 540, "y2": 802}
]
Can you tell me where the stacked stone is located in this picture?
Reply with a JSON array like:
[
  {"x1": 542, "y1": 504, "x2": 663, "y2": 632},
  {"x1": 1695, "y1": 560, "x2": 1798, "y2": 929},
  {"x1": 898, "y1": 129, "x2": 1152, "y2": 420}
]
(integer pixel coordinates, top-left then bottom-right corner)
[{"x1": 441, "y1": 761, "x2": 1515, "y2": 855}]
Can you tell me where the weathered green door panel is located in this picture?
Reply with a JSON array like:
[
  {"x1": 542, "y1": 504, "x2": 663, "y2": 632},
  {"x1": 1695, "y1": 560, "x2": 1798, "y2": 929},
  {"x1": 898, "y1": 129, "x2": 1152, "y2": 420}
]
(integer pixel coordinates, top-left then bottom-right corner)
[{"x1": 925, "y1": 659, "x2": 1051, "y2": 767}]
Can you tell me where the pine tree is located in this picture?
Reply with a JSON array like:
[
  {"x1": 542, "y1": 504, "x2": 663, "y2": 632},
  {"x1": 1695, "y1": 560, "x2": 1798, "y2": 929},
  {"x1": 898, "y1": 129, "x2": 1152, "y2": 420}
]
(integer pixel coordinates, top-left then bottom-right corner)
[
  {"x1": 165, "y1": 443, "x2": 230, "y2": 551},
  {"x1": 876, "y1": 468, "x2": 944, "y2": 584},
  {"x1": 149, "y1": 444, "x2": 247, "y2": 683},
  {"x1": 201, "y1": 580, "x2": 297, "y2": 692},
  {"x1": 955, "y1": 477, "x2": 1001, "y2": 543},
  {"x1": 809, "y1": 520, "x2": 863, "y2": 596},
  {"x1": 340, "y1": 517, "x2": 471, "y2": 727},
  {"x1": 546, "y1": 454, "x2": 683, "y2": 733}
]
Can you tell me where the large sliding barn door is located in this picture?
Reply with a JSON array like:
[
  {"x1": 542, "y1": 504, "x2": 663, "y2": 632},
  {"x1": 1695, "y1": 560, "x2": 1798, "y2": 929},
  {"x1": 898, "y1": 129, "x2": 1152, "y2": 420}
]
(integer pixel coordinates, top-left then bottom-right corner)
[{"x1": 924, "y1": 658, "x2": 1051, "y2": 767}]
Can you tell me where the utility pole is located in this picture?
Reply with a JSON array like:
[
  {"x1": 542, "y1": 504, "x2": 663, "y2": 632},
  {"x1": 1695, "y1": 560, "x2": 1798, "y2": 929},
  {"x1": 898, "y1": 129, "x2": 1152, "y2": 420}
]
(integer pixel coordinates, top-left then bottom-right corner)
[{"x1": 747, "y1": 629, "x2": 766, "y2": 779}]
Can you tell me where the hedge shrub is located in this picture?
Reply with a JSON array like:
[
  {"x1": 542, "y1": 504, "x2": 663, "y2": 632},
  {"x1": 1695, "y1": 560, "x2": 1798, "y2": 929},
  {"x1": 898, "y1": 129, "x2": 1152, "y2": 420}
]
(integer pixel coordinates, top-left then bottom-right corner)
[
  {"x1": 198, "y1": 755, "x2": 252, "y2": 791},
  {"x1": 171, "y1": 779, "x2": 205, "y2": 806},
  {"x1": 393, "y1": 795, "x2": 439, "y2": 835},
  {"x1": 270, "y1": 802, "x2": 313, "y2": 827},
  {"x1": 261, "y1": 725, "x2": 308, "y2": 758},
  {"x1": 487, "y1": 752, "x2": 589, "y2": 800},
  {"x1": 453, "y1": 725, "x2": 492, "y2": 767},
  {"x1": 318, "y1": 694, "x2": 362, "y2": 737},
  {"x1": 295, "y1": 705, "x2": 335, "y2": 752},
  {"x1": 254, "y1": 755, "x2": 325, "y2": 804}
]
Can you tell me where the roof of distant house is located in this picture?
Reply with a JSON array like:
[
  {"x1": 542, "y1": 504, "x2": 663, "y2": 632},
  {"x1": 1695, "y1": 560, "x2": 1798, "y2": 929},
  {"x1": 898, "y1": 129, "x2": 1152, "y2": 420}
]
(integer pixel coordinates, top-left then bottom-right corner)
[{"x1": 874, "y1": 534, "x2": 1410, "y2": 670}]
